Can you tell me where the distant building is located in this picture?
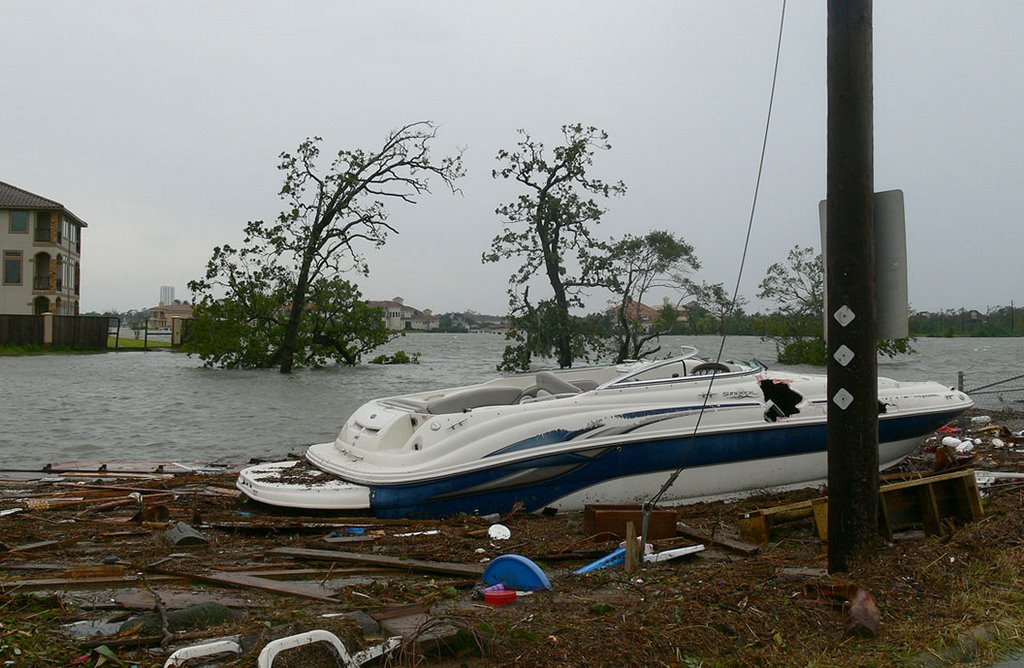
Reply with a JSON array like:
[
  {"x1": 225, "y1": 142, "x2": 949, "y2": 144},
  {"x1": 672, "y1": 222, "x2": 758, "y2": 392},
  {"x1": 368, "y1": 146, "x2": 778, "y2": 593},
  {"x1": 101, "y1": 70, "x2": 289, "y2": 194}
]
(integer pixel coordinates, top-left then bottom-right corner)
[
  {"x1": 367, "y1": 296, "x2": 439, "y2": 331},
  {"x1": 443, "y1": 310, "x2": 509, "y2": 332},
  {"x1": 160, "y1": 286, "x2": 175, "y2": 305},
  {"x1": 0, "y1": 180, "x2": 87, "y2": 315},
  {"x1": 147, "y1": 302, "x2": 193, "y2": 330},
  {"x1": 613, "y1": 297, "x2": 689, "y2": 328}
]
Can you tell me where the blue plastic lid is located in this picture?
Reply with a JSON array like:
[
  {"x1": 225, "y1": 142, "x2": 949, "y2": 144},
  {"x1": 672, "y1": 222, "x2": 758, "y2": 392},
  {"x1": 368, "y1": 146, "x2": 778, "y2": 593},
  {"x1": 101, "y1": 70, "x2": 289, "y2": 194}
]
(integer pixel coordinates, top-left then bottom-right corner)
[{"x1": 482, "y1": 554, "x2": 552, "y2": 592}]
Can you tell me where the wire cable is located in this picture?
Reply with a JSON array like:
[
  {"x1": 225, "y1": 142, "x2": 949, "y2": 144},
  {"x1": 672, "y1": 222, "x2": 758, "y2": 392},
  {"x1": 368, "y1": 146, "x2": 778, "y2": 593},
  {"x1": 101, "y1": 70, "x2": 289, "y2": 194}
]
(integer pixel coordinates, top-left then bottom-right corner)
[{"x1": 641, "y1": 0, "x2": 788, "y2": 544}]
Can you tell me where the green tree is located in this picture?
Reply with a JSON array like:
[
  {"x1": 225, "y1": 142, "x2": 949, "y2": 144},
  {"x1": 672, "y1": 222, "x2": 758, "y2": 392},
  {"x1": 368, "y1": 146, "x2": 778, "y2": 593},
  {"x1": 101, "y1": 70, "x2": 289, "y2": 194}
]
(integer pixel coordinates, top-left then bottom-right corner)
[
  {"x1": 186, "y1": 254, "x2": 292, "y2": 368},
  {"x1": 605, "y1": 230, "x2": 700, "y2": 362},
  {"x1": 305, "y1": 278, "x2": 395, "y2": 365},
  {"x1": 757, "y1": 245, "x2": 912, "y2": 363},
  {"x1": 484, "y1": 124, "x2": 626, "y2": 371},
  {"x1": 187, "y1": 273, "x2": 392, "y2": 369},
  {"x1": 756, "y1": 245, "x2": 826, "y2": 364},
  {"x1": 188, "y1": 122, "x2": 463, "y2": 371}
]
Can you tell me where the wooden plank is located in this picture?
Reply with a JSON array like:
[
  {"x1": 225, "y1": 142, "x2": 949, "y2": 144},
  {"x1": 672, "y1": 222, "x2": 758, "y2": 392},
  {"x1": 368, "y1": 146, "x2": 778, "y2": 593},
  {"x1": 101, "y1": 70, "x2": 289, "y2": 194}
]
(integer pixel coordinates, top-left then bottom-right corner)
[
  {"x1": 877, "y1": 494, "x2": 893, "y2": 539},
  {"x1": 203, "y1": 521, "x2": 387, "y2": 534},
  {"x1": 737, "y1": 515, "x2": 769, "y2": 545},
  {"x1": 916, "y1": 484, "x2": 943, "y2": 536},
  {"x1": 0, "y1": 562, "x2": 64, "y2": 572},
  {"x1": 267, "y1": 547, "x2": 485, "y2": 578},
  {"x1": 64, "y1": 565, "x2": 126, "y2": 579},
  {"x1": 114, "y1": 590, "x2": 262, "y2": 610},
  {"x1": 810, "y1": 499, "x2": 829, "y2": 541},
  {"x1": 45, "y1": 461, "x2": 194, "y2": 474},
  {"x1": 879, "y1": 469, "x2": 975, "y2": 493},
  {"x1": 2, "y1": 536, "x2": 83, "y2": 554},
  {"x1": 624, "y1": 521, "x2": 639, "y2": 573},
  {"x1": 737, "y1": 497, "x2": 823, "y2": 544},
  {"x1": 583, "y1": 504, "x2": 677, "y2": 540},
  {"x1": 0, "y1": 574, "x2": 182, "y2": 592},
  {"x1": 676, "y1": 523, "x2": 760, "y2": 555},
  {"x1": 324, "y1": 535, "x2": 376, "y2": 544},
  {"x1": 176, "y1": 571, "x2": 340, "y2": 602},
  {"x1": 963, "y1": 474, "x2": 985, "y2": 520},
  {"x1": 214, "y1": 567, "x2": 390, "y2": 579}
]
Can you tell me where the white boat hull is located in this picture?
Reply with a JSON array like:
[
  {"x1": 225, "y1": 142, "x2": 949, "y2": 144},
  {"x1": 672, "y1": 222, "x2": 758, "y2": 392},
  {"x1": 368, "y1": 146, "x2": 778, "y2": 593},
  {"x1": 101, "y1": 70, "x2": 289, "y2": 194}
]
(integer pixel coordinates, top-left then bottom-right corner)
[{"x1": 236, "y1": 354, "x2": 973, "y2": 517}]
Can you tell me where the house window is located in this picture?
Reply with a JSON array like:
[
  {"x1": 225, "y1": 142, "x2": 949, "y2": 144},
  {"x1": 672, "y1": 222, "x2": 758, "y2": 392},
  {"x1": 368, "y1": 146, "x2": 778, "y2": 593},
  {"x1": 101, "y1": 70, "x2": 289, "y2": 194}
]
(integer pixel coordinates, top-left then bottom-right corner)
[
  {"x1": 3, "y1": 250, "x2": 23, "y2": 285},
  {"x1": 9, "y1": 211, "x2": 29, "y2": 233}
]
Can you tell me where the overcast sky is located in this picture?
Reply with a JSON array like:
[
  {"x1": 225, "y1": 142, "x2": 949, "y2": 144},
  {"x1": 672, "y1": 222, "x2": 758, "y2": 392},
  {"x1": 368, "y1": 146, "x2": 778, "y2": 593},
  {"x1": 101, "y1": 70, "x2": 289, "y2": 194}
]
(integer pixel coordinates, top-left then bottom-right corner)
[{"x1": 3, "y1": 1, "x2": 1021, "y2": 315}]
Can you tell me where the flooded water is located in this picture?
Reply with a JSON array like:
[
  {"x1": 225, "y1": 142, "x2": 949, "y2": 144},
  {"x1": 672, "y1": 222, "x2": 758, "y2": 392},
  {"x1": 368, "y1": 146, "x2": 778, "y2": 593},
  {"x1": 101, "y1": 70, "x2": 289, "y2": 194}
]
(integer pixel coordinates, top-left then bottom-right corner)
[{"x1": 1, "y1": 334, "x2": 1021, "y2": 470}]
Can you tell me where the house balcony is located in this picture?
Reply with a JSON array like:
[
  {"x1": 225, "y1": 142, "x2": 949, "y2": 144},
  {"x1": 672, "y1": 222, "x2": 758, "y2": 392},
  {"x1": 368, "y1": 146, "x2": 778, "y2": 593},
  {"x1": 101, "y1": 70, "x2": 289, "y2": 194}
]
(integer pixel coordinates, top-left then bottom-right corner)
[
  {"x1": 35, "y1": 228, "x2": 52, "y2": 243},
  {"x1": 33, "y1": 276, "x2": 51, "y2": 291}
]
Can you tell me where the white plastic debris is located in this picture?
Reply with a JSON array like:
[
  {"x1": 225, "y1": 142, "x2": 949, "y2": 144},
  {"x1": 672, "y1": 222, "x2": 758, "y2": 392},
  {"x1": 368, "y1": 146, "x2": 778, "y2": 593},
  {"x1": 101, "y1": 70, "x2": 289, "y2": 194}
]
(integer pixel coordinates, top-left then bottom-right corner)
[
  {"x1": 992, "y1": 438, "x2": 1005, "y2": 448},
  {"x1": 164, "y1": 639, "x2": 242, "y2": 667},
  {"x1": 487, "y1": 524, "x2": 512, "y2": 540},
  {"x1": 257, "y1": 629, "x2": 400, "y2": 668},
  {"x1": 971, "y1": 415, "x2": 992, "y2": 427},
  {"x1": 955, "y1": 440, "x2": 975, "y2": 454},
  {"x1": 643, "y1": 544, "x2": 706, "y2": 563},
  {"x1": 974, "y1": 471, "x2": 1024, "y2": 487},
  {"x1": 941, "y1": 436, "x2": 961, "y2": 448}
]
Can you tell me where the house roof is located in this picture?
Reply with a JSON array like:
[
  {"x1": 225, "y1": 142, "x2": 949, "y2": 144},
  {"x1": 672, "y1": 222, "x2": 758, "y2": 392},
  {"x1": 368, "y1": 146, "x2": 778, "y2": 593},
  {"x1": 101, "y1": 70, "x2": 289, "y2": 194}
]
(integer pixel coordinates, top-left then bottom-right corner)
[
  {"x1": 367, "y1": 299, "x2": 435, "y2": 319},
  {"x1": 150, "y1": 303, "x2": 194, "y2": 314},
  {"x1": 0, "y1": 180, "x2": 88, "y2": 228}
]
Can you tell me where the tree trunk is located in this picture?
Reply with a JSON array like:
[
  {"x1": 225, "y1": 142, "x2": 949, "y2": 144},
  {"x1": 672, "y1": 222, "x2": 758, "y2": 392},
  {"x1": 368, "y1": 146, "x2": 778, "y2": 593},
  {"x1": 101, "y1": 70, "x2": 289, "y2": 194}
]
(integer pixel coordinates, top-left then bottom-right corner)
[
  {"x1": 278, "y1": 253, "x2": 315, "y2": 374},
  {"x1": 543, "y1": 244, "x2": 573, "y2": 368},
  {"x1": 551, "y1": 283, "x2": 572, "y2": 368}
]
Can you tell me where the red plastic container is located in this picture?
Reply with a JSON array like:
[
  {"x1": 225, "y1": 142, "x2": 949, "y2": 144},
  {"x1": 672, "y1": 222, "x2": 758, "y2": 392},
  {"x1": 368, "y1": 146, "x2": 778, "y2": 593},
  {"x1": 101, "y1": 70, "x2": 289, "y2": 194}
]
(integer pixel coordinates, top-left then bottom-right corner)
[{"x1": 484, "y1": 589, "x2": 517, "y2": 605}]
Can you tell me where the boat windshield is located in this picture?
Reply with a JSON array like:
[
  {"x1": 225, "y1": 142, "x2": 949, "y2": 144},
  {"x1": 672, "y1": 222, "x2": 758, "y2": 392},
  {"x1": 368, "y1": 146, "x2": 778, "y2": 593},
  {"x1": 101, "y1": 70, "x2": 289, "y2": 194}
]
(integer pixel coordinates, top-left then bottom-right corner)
[{"x1": 599, "y1": 355, "x2": 762, "y2": 390}]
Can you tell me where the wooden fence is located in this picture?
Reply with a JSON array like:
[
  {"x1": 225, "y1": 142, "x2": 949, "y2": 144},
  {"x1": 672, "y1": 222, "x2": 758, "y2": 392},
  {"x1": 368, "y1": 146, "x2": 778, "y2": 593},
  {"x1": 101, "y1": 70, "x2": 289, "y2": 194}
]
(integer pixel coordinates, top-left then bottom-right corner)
[
  {"x1": 0, "y1": 314, "x2": 108, "y2": 349},
  {"x1": 0, "y1": 314, "x2": 44, "y2": 345},
  {"x1": 53, "y1": 315, "x2": 108, "y2": 348}
]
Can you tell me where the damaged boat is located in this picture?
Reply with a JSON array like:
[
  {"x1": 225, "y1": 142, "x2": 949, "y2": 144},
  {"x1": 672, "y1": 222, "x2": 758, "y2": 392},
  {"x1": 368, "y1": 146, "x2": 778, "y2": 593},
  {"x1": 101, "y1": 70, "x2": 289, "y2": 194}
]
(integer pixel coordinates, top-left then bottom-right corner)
[{"x1": 237, "y1": 348, "x2": 972, "y2": 517}]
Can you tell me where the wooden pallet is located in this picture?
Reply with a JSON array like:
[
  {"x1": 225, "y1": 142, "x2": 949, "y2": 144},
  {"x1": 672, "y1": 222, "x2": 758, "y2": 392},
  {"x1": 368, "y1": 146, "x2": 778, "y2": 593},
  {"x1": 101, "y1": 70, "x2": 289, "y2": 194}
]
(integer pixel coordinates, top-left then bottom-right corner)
[
  {"x1": 738, "y1": 497, "x2": 828, "y2": 544},
  {"x1": 737, "y1": 469, "x2": 983, "y2": 544},
  {"x1": 876, "y1": 469, "x2": 984, "y2": 538}
]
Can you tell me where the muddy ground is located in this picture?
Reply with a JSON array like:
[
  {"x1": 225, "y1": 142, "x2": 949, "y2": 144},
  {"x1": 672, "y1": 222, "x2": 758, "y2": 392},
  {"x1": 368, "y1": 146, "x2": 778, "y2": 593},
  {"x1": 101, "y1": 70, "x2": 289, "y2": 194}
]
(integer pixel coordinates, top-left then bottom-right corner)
[{"x1": 4, "y1": 409, "x2": 1024, "y2": 667}]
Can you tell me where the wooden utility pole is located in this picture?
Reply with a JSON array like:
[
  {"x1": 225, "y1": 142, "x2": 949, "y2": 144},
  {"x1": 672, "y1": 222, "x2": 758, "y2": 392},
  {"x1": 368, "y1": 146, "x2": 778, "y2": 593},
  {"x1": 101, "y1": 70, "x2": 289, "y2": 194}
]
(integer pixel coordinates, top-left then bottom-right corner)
[{"x1": 826, "y1": 0, "x2": 878, "y2": 573}]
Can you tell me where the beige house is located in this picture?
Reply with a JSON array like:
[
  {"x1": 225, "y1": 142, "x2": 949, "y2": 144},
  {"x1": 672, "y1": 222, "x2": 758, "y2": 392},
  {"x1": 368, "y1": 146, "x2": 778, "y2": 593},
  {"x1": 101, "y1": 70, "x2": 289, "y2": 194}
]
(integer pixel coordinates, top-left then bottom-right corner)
[
  {"x1": 0, "y1": 181, "x2": 87, "y2": 315},
  {"x1": 147, "y1": 302, "x2": 194, "y2": 330},
  {"x1": 367, "y1": 296, "x2": 438, "y2": 331}
]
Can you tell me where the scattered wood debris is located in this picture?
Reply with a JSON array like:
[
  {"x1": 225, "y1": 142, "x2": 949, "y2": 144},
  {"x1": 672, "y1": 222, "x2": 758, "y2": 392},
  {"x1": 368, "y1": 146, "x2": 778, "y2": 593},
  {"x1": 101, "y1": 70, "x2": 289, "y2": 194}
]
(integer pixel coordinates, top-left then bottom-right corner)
[{"x1": 3, "y1": 410, "x2": 1024, "y2": 666}]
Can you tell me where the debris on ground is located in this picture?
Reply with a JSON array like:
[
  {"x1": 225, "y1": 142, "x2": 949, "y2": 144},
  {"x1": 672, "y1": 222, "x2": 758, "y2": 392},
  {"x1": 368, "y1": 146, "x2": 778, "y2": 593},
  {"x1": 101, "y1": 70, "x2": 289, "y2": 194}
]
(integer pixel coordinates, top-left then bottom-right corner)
[{"x1": 3, "y1": 408, "x2": 1024, "y2": 666}]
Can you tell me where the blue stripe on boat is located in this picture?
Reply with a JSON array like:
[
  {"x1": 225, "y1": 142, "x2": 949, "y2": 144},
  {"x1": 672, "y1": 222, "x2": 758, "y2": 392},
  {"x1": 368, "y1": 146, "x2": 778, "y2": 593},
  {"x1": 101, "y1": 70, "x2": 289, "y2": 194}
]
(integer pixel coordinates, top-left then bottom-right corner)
[{"x1": 365, "y1": 408, "x2": 961, "y2": 518}]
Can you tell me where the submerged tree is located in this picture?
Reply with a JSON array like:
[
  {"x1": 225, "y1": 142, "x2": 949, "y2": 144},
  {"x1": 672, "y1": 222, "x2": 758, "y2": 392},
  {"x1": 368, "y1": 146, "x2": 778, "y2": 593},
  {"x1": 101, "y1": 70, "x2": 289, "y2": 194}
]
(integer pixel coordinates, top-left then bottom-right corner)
[
  {"x1": 188, "y1": 122, "x2": 464, "y2": 371},
  {"x1": 484, "y1": 124, "x2": 625, "y2": 370},
  {"x1": 757, "y1": 245, "x2": 911, "y2": 364},
  {"x1": 604, "y1": 230, "x2": 701, "y2": 362},
  {"x1": 756, "y1": 245, "x2": 826, "y2": 364}
]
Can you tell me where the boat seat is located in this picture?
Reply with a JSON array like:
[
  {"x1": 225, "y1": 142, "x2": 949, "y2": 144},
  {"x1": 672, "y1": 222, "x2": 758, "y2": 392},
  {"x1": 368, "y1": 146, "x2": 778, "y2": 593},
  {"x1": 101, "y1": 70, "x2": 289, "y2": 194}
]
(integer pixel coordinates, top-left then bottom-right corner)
[
  {"x1": 571, "y1": 379, "x2": 599, "y2": 391},
  {"x1": 534, "y1": 371, "x2": 584, "y2": 396},
  {"x1": 426, "y1": 386, "x2": 525, "y2": 414}
]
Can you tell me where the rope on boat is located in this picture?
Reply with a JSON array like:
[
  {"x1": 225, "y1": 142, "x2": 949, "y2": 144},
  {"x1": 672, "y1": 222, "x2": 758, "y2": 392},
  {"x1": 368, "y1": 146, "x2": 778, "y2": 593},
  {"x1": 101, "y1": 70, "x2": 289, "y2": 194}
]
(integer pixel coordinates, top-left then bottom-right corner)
[{"x1": 642, "y1": 0, "x2": 789, "y2": 547}]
